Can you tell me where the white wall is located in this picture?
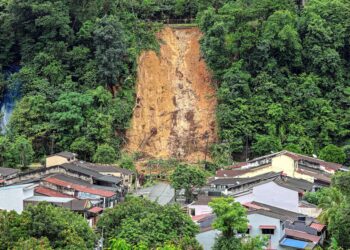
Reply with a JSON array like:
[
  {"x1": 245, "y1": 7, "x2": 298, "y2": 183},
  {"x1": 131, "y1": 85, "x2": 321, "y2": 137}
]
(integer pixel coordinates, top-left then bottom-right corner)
[
  {"x1": 248, "y1": 213, "x2": 287, "y2": 250},
  {"x1": 0, "y1": 185, "x2": 35, "y2": 213},
  {"x1": 187, "y1": 205, "x2": 212, "y2": 216},
  {"x1": 253, "y1": 182, "x2": 299, "y2": 212}
]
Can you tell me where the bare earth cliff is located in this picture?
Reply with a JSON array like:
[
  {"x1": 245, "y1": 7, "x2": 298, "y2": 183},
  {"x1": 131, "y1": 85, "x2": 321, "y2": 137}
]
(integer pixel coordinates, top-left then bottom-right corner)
[{"x1": 126, "y1": 26, "x2": 217, "y2": 162}]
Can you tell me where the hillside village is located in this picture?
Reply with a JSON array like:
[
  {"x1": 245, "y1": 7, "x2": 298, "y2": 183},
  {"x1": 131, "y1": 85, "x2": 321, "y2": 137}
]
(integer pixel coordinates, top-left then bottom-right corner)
[
  {"x1": 0, "y1": 149, "x2": 348, "y2": 249},
  {"x1": 1, "y1": 0, "x2": 350, "y2": 249}
]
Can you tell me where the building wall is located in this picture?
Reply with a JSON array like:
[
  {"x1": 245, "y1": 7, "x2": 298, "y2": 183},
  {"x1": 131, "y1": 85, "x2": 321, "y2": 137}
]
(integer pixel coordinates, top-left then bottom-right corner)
[
  {"x1": 0, "y1": 186, "x2": 34, "y2": 213},
  {"x1": 46, "y1": 156, "x2": 69, "y2": 167},
  {"x1": 248, "y1": 214, "x2": 287, "y2": 250},
  {"x1": 253, "y1": 182, "x2": 299, "y2": 212},
  {"x1": 237, "y1": 155, "x2": 315, "y2": 183},
  {"x1": 239, "y1": 165, "x2": 274, "y2": 178},
  {"x1": 187, "y1": 205, "x2": 212, "y2": 216}
]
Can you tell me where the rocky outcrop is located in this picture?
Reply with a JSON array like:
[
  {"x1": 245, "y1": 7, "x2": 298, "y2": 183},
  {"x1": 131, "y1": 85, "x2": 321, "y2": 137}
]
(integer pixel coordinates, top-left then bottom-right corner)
[{"x1": 126, "y1": 26, "x2": 217, "y2": 162}]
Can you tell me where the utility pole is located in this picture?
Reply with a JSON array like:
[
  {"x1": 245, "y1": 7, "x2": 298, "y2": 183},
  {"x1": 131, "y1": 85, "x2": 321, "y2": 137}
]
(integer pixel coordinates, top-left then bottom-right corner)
[{"x1": 204, "y1": 131, "x2": 209, "y2": 169}]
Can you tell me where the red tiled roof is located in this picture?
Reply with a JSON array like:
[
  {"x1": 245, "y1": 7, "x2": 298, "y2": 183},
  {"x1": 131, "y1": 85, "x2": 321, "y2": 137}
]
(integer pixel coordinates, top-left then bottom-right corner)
[
  {"x1": 44, "y1": 177, "x2": 115, "y2": 197},
  {"x1": 88, "y1": 206, "x2": 103, "y2": 214},
  {"x1": 35, "y1": 186, "x2": 73, "y2": 198},
  {"x1": 259, "y1": 225, "x2": 276, "y2": 229},
  {"x1": 285, "y1": 229, "x2": 321, "y2": 243},
  {"x1": 243, "y1": 202, "x2": 269, "y2": 210},
  {"x1": 216, "y1": 169, "x2": 252, "y2": 178},
  {"x1": 191, "y1": 213, "x2": 212, "y2": 222},
  {"x1": 310, "y1": 223, "x2": 326, "y2": 232}
]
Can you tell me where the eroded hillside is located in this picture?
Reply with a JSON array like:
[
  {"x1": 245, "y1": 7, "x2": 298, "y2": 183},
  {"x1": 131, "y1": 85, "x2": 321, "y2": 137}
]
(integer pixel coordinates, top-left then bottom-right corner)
[{"x1": 126, "y1": 26, "x2": 217, "y2": 162}]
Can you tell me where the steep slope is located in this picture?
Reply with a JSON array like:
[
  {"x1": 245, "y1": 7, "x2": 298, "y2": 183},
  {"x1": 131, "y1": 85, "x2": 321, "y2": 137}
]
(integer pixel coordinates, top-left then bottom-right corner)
[{"x1": 126, "y1": 26, "x2": 217, "y2": 162}]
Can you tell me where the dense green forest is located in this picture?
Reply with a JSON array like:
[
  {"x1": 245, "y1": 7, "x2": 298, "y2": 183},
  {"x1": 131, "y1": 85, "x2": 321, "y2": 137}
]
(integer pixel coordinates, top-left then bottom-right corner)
[
  {"x1": 200, "y1": 0, "x2": 350, "y2": 164},
  {"x1": 0, "y1": 0, "x2": 216, "y2": 166},
  {"x1": 0, "y1": 0, "x2": 349, "y2": 167}
]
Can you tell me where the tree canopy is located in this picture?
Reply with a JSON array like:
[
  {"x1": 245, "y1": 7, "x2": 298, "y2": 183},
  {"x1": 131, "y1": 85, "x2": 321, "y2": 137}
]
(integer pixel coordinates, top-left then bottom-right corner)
[
  {"x1": 198, "y1": 0, "x2": 350, "y2": 162},
  {"x1": 97, "y1": 197, "x2": 200, "y2": 249},
  {"x1": 0, "y1": 202, "x2": 96, "y2": 250}
]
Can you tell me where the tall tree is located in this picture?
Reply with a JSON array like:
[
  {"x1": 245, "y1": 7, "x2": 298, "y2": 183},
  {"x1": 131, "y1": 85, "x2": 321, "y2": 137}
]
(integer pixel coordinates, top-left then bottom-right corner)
[{"x1": 170, "y1": 164, "x2": 206, "y2": 203}]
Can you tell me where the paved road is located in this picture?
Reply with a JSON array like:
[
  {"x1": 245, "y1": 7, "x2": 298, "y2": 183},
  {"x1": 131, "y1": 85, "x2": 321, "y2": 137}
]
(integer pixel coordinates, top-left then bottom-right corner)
[{"x1": 134, "y1": 182, "x2": 175, "y2": 205}]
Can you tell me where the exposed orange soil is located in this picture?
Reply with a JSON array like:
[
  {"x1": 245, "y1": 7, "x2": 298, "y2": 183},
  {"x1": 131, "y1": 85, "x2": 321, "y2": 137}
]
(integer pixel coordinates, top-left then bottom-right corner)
[{"x1": 126, "y1": 26, "x2": 217, "y2": 163}]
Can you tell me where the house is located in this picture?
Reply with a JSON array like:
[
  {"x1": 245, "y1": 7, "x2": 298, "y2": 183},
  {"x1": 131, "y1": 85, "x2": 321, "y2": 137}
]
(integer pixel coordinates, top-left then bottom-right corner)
[
  {"x1": 40, "y1": 173, "x2": 118, "y2": 207},
  {"x1": 46, "y1": 152, "x2": 77, "y2": 167},
  {"x1": 216, "y1": 150, "x2": 342, "y2": 186},
  {"x1": 188, "y1": 195, "x2": 213, "y2": 216},
  {"x1": 0, "y1": 183, "x2": 36, "y2": 213},
  {"x1": 246, "y1": 202, "x2": 326, "y2": 250},
  {"x1": 210, "y1": 172, "x2": 282, "y2": 196},
  {"x1": 0, "y1": 167, "x2": 19, "y2": 186},
  {"x1": 72, "y1": 161, "x2": 137, "y2": 191}
]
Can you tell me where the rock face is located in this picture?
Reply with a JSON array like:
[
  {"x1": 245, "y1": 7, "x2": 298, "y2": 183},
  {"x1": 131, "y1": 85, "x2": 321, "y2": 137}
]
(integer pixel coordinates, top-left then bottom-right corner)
[{"x1": 126, "y1": 26, "x2": 217, "y2": 162}]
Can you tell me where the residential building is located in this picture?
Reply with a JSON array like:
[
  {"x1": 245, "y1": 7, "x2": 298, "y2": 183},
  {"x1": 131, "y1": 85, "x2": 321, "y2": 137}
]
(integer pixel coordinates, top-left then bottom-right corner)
[
  {"x1": 0, "y1": 167, "x2": 19, "y2": 186},
  {"x1": 0, "y1": 183, "x2": 36, "y2": 213},
  {"x1": 46, "y1": 152, "x2": 77, "y2": 167},
  {"x1": 246, "y1": 202, "x2": 326, "y2": 250},
  {"x1": 216, "y1": 150, "x2": 343, "y2": 186}
]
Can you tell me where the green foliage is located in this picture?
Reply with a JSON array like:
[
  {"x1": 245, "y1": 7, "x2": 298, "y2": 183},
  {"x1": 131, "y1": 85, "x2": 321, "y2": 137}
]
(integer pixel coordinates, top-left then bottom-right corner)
[
  {"x1": 93, "y1": 144, "x2": 117, "y2": 164},
  {"x1": 170, "y1": 164, "x2": 206, "y2": 203},
  {"x1": 209, "y1": 197, "x2": 266, "y2": 250},
  {"x1": 118, "y1": 153, "x2": 136, "y2": 171},
  {"x1": 97, "y1": 197, "x2": 200, "y2": 249},
  {"x1": 319, "y1": 144, "x2": 346, "y2": 164},
  {"x1": 198, "y1": 0, "x2": 350, "y2": 161},
  {"x1": 209, "y1": 197, "x2": 248, "y2": 238},
  {"x1": 0, "y1": 202, "x2": 96, "y2": 250}
]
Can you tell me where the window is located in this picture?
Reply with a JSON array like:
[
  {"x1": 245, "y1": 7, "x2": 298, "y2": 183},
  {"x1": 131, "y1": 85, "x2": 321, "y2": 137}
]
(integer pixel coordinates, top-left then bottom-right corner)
[
  {"x1": 190, "y1": 208, "x2": 195, "y2": 216},
  {"x1": 262, "y1": 229, "x2": 275, "y2": 235}
]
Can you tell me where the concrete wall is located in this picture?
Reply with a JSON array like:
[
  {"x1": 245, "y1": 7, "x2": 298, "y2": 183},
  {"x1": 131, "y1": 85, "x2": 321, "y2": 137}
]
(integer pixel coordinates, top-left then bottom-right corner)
[
  {"x1": 0, "y1": 185, "x2": 35, "y2": 213},
  {"x1": 248, "y1": 213, "x2": 287, "y2": 250},
  {"x1": 46, "y1": 156, "x2": 69, "y2": 167},
  {"x1": 188, "y1": 204, "x2": 212, "y2": 216},
  {"x1": 253, "y1": 182, "x2": 299, "y2": 212}
]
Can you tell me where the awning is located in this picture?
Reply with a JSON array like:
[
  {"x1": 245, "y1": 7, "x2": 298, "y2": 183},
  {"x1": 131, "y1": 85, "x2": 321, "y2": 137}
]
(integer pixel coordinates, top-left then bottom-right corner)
[
  {"x1": 280, "y1": 238, "x2": 308, "y2": 249},
  {"x1": 88, "y1": 207, "x2": 103, "y2": 214},
  {"x1": 259, "y1": 225, "x2": 276, "y2": 229}
]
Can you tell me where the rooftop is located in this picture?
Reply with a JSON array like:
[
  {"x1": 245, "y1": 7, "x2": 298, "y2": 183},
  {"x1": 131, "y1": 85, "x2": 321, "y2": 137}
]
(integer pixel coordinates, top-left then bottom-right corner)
[
  {"x1": 0, "y1": 183, "x2": 37, "y2": 191},
  {"x1": 43, "y1": 175, "x2": 116, "y2": 198},
  {"x1": 35, "y1": 186, "x2": 73, "y2": 198},
  {"x1": 74, "y1": 161, "x2": 134, "y2": 175},
  {"x1": 24, "y1": 196, "x2": 74, "y2": 203},
  {"x1": 247, "y1": 201, "x2": 304, "y2": 222},
  {"x1": 211, "y1": 172, "x2": 280, "y2": 186},
  {"x1": 50, "y1": 151, "x2": 77, "y2": 159},
  {"x1": 61, "y1": 163, "x2": 122, "y2": 185},
  {"x1": 0, "y1": 167, "x2": 19, "y2": 178}
]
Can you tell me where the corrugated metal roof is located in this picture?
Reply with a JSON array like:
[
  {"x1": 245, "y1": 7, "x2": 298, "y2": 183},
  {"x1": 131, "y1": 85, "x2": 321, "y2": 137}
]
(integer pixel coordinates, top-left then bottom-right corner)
[
  {"x1": 35, "y1": 186, "x2": 73, "y2": 198},
  {"x1": 0, "y1": 167, "x2": 19, "y2": 177},
  {"x1": 88, "y1": 206, "x2": 103, "y2": 213},
  {"x1": 24, "y1": 196, "x2": 74, "y2": 203},
  {"x1": 285, "y1": 229, "x2": 321, "y2": 243},
  {"x1": 44, "y1": 177, "x2": 115, "y2": 198}
]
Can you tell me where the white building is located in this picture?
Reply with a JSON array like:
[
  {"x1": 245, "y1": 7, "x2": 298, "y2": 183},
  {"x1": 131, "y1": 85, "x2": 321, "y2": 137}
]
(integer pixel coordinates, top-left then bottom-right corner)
[{"x1": 0, "y1": 183, "x2": 37, "y2": 213}]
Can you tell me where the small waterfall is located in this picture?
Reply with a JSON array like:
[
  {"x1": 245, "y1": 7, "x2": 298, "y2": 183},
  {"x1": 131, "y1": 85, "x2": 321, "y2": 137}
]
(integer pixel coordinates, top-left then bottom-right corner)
[{"x1": 0, "y1": 65, "x2": 21, "y2": 133}]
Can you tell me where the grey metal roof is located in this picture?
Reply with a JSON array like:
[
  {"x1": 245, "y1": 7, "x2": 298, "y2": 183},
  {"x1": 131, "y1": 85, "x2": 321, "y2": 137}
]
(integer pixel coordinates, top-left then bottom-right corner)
[
  {"x1": 212, "y1": 172, "x2": 280, "y2": 187},
  {"x1": 54, "y1": 151, "x2": 77, "y2": 159},
  {"x1": 74, "y1": 162, "x2": 134, "y2": 175},
  {"x1": 49, "y1": 174, "x2": 118, "y2": 192},
  {"x1": 248, "y1": 201, "x2": 304, "y2": 222},
  {"x1": 61, "y1": 163, "x2": 122, "y2": 185},
  {"x1": 274, "y1": 176, "x2": 314, "y2": 192},
  {"x1": 0, "y1": 167, "x2": 19, "y2": 177}
]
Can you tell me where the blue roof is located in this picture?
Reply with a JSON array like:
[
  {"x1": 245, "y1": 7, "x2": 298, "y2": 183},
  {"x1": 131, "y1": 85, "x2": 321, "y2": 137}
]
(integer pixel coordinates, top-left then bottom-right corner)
[{"x1": 280, "y1": 238, "x2": 308, "y2": 249}]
